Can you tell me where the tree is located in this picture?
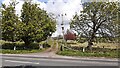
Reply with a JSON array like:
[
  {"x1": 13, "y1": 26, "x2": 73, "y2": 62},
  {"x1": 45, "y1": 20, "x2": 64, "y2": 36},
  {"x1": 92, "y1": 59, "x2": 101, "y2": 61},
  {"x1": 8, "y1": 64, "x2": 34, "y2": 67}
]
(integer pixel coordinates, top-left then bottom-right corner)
[
  {"x1": 111, "y1": 1, "x2": 120, "y2": 42},
  {"x1": 0, "y1": 6, "x2": 2, "y2": 40},
  {"x1": 2, "y1": 1, "x2": 20, "y2": 42},
  {"x1": 116, "y1": 1, "x2": 120, "y2": 43},
  {"x1": 19, "y1": 2, "x2": 56, "y2": 47},
  {"x1": 70, "y1": 2, "x2": 118, "y2": 50}
]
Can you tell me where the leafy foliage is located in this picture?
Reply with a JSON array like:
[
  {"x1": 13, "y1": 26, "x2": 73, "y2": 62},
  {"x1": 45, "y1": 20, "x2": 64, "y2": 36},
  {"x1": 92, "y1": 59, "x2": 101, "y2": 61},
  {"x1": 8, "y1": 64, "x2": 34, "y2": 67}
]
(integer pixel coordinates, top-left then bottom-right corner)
[
  {"x1": 2, "y1": 2, "x2": 20, "y2": 42},
  {"x1": 1, "y1": 1, "x2": 56, "y2": 48},
  {"x1": 70, "y1": 2, "x2": 118, "y2": 48},
  {"x1": 19, "y1": 2, "x2": 56, "y2": 46}
]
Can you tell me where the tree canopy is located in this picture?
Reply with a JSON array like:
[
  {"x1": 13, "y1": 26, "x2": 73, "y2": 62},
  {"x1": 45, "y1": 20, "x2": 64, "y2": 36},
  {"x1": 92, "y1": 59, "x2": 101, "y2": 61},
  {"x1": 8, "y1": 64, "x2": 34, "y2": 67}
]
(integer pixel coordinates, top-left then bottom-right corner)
[
  {"x1": 2, "y1": 2, "x2": 20, "y2": 42},
  {"x1": 2, "y1": 1, "x2": 56, "y2": 47},
  {"x1": 19, "y1": 2, "x2": 56, "y2": 46},
  {"x1": 70, "y1": 2, "x2": 118, "y2": 49}
]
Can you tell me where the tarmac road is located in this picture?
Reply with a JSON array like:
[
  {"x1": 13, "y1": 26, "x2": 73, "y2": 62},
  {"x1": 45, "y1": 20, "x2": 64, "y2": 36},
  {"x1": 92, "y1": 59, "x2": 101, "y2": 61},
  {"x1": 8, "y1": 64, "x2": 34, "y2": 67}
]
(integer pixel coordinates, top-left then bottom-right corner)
[{"x1": 1, "y1": 55, "x2": 119, "y2": 66}]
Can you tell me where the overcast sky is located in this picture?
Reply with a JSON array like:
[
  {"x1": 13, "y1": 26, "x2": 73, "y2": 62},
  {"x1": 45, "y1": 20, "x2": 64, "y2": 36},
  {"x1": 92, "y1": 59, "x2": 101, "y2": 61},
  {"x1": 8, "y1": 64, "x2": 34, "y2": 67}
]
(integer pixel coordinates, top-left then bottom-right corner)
[
  {"x1": 1, "y1": 0, "x2": 83, "y2": 37},
  {"x1": 1, "y1": 0, "x2": 118, "y2": 37}
]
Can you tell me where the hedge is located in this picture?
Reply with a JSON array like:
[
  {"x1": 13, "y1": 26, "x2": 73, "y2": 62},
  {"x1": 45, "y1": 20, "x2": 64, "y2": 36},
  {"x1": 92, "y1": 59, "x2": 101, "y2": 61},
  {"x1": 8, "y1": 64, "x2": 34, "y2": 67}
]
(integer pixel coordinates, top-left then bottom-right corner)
[{"x1": 0, "y1": 40, "x2": 50, "y2": 50}]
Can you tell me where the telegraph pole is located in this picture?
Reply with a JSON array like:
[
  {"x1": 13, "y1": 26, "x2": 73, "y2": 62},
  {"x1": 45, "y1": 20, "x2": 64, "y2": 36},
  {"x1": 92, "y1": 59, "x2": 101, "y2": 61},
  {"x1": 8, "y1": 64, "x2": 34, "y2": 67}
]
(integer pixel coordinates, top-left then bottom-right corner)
[
  {"x1": 58, "y1": 13, "x2": 66, "y2": 51},
  {"x1": 61, "y1": 14, "x2": 65, "y2": 41}
]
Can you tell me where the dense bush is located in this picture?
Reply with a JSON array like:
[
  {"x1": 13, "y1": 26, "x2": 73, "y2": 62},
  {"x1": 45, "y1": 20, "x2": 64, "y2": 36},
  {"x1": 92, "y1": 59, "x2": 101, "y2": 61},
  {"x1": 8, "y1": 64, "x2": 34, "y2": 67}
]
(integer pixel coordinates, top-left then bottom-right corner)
[
  {"x1": 43, "y1": 43, "x2": 51, "y2": 48},
  {"x1": 2, "y1": 42, "x2": 39, "y2": 50},
  {"x1": 0, "y1": 40, "x2": 50, "y2": 50},
  {"x1": 2, "y1": 42, "x2": 19, "y2": 49}
]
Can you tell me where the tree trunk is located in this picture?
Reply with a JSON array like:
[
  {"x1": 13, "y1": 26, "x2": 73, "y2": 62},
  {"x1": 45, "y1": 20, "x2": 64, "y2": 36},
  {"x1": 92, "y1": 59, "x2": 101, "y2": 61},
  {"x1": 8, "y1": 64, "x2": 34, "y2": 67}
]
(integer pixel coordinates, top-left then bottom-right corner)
[
  {"x1": 22, "y1": 37, "x2": 31, "y2": 49},
  {"x1": 87, "y1": 41, "x2": 93, "y2": 52},
  {"x1": 87, "y1": 30, "x2": 95, "y2": 52},
  {"x1": 60, "y1": 45, "x2": 63, "y2": 51},
  {"x1": 24, "y1": 39, "x2": 32, "y2": 49},
  {"x1": 87, "y1": 38, "x2": 94, "y2": 52}
]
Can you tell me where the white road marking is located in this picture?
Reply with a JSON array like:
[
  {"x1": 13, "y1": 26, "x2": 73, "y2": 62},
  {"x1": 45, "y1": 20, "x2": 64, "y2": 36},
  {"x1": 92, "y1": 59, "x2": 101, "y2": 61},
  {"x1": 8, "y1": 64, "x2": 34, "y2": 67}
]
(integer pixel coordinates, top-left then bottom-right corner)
[{"x1": 5, "y1": 60, "x2": 39, "y2": 64}]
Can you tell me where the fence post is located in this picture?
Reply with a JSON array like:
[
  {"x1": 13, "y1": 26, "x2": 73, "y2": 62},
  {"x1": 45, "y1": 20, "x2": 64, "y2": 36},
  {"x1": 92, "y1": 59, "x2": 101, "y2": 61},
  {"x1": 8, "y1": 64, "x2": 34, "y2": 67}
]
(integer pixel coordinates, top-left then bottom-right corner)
[
  {"x1": 14, "y1": 46, "x2": 16, "y2": 50},
  {"x1": 82, "y1": 47, "x2": 85, "y2": 52}
]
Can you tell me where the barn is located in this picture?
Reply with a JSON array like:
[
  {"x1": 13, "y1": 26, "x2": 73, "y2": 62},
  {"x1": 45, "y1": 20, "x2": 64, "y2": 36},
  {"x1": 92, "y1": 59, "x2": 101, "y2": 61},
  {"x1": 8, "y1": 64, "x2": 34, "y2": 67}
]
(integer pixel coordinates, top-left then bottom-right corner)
[{"x1": 64, "y1": 30, "x2": 76, "y2": 41}]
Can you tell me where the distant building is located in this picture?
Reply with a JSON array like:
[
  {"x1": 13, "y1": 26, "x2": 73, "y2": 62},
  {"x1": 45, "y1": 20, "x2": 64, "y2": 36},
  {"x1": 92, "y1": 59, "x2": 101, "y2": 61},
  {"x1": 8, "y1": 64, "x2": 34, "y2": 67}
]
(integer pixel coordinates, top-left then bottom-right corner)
[{"x1": 64, "y1": 30, "x2": 76, "y2": 41}]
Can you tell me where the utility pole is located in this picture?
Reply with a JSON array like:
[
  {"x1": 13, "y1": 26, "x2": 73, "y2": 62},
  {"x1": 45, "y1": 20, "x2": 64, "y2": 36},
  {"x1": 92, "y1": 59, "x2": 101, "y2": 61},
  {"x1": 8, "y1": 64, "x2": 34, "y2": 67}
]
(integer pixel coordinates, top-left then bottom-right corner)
[
  {"x1": 58, "y1": 13, "x2": 66, "y2": 51},
  {"x1": 61, "y1": 14, "x2": 64, "y2": 42}
]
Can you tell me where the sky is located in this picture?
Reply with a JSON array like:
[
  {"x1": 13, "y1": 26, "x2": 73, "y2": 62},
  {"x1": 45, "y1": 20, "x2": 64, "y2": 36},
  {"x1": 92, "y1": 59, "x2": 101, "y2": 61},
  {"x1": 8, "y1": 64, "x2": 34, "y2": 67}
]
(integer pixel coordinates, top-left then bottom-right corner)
[
  {"x1": 1, "y1": 0, "x2": 83, "y2": 37},
  {"x1": 1, "y1": 0, "x2": 118, "y2": 37}
]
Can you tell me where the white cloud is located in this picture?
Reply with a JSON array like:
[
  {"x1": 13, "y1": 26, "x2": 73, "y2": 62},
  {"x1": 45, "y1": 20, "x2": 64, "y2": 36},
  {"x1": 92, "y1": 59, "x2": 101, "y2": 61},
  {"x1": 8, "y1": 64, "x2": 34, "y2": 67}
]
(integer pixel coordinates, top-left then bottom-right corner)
[
  {"x1": 45, "y1": 0, "x2": 82, "y2": 37},
  {"x1": 30, "y1": 0, "x2": 47, "y2": 9},
  {"x1": 2, "y1": 0, "x2": 24, "y2": 16},
  {"x1": 15, "y1": 0, "x2": 24, "y2": 16},
  {"x1": 2, "y1": 0, "x2": 83, "y2": 37},
  {"x1": 2, "y1": 0, "x2": 46, "y2": 16}
]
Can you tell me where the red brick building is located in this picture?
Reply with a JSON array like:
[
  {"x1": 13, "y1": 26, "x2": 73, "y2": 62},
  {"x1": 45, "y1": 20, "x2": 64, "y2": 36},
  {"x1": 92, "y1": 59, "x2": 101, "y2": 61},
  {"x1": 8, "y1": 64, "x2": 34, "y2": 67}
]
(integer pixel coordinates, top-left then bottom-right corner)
[{"x1": 64, "y1": 30, "x2": 76, "y2": 40}]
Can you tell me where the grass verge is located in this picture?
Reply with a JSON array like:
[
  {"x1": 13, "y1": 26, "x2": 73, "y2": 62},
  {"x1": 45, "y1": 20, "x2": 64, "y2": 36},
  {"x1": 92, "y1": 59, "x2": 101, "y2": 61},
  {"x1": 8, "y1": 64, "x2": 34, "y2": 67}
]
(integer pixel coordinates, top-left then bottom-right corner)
[
  {"x1": 57, "y1": 49, "x2": 119, "y2": 58},
  {"x1": 0, "y1": 49, "x2": 46, "y2": 54}
]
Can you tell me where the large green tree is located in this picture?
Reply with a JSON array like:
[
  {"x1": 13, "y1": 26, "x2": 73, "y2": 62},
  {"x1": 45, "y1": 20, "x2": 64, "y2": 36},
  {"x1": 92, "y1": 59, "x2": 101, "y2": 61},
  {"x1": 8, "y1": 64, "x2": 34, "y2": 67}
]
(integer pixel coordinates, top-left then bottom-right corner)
[
  {"x1": 111, "y1": 2, "x2": 120, "y2": 42},
  {"x1": 19, "y1": 2, "x2": 56, "y2": 47},
  {"x1": 0, "y1": 6, "x2": 2, "y2": 40},
  {"x1": 2, "y1": 1, "x2": 20, "y2": 42},
  {"x1": 117, "y1": 2, "x2": 120, "y2": 43},
  {"x1": 70, "y1": 2, "x2": 118, "y2": 50}
]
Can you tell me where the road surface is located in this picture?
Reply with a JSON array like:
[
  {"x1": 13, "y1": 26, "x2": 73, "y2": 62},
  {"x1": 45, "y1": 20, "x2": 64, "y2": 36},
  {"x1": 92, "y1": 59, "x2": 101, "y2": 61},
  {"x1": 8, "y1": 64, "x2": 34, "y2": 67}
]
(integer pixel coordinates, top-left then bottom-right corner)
[{"x1": 1, "y1": 55, "x2": 119, "y2": 66}]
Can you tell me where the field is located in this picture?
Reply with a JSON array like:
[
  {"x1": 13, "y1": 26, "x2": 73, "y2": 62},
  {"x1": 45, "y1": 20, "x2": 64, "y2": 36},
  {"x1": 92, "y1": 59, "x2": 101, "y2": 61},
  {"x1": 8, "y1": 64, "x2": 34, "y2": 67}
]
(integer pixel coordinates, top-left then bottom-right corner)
[
  {"x1": 66, "y1": 40, "x2": 119, "y2": 49},
  {"x1": 57, "y1": 40, "x2": 119, "y2": 58}
]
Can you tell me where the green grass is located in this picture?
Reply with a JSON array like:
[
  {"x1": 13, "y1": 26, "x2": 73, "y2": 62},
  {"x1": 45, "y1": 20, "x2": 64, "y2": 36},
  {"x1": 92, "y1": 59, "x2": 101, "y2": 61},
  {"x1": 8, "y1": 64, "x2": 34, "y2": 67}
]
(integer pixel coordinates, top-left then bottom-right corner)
[
  {"x1": 0, "y1": 49, "x2": 45, "y2": 54},
  {"x1": 57, "y1": 49, "x2": 119, "y2": 58},
  {"x1": 57, "y1": 40, "x2": 119, "y2": 58}
]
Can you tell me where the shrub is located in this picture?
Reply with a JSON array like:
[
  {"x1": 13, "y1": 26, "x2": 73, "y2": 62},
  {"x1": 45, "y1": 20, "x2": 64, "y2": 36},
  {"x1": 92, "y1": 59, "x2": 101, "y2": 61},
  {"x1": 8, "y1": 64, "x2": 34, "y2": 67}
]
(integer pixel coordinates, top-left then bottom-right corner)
[
  {"x1": 39, "y1": 41, "x2": 51, "y2": 48},
  {"x1": 2, "y1": 42, "x2": 16, "y2": 49},
  {"x1": 27, "y1": 43, "x2": 39, "y2": 49},
  {"x1": 43, "y1": 43, "x2": 51, "y2": 48},
  {"x1": 1, "y1": 40, "x2": 51, "y2": 50},
  {"x1": 1, "y1": 40, "x2": 39, "y2": 50}
]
